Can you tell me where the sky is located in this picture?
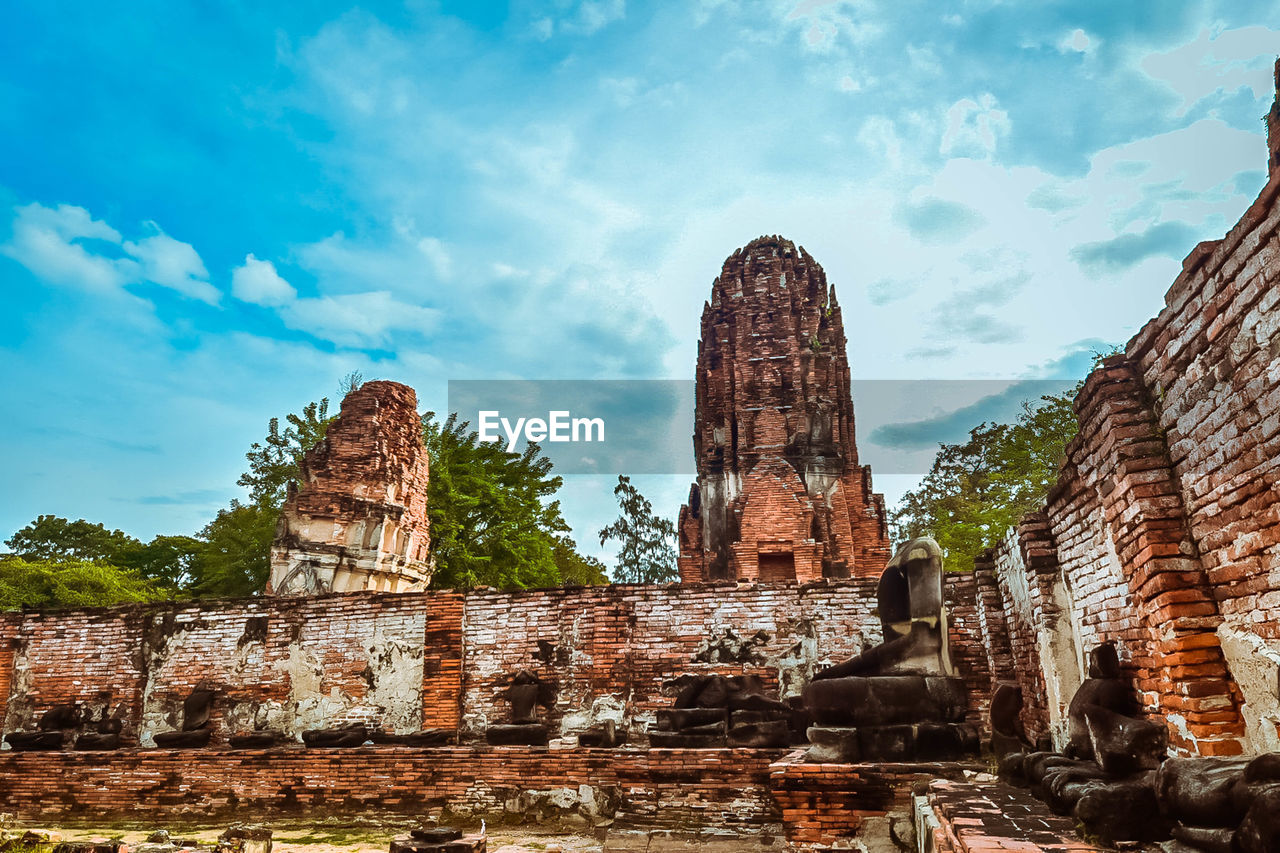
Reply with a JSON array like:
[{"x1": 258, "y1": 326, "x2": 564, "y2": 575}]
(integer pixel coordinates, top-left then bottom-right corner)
[{"x1": 1, "y1": 1, "x2": 1277, "y2": 566}]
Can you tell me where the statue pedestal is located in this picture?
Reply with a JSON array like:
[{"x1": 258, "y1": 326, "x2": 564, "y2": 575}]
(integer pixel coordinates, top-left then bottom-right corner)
[{"x1": 803, "y1": 675, "x2": 977, "y2": 762}]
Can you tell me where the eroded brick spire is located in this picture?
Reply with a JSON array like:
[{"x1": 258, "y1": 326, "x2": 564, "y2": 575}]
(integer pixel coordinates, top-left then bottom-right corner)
[
  {"x1": 677, "y1": 236, "x2": 891, "y2": 583},
  {"x1": 267, "y1": 380, "x2": 431, "y2": 595}
]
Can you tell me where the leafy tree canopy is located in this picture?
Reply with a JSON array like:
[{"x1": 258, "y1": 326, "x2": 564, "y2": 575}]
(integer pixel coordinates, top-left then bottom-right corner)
[
  {"x1": 423, "y1": 412, "x2": 589, "y2": 590},
  {"x1": 890, "y1": 388, "x2": 1080, "y2": 574},
  {"x1": 237, "y1": 398, "x2": 333, "y2": 507},
  {"x1": 5, "y1": 515, "x2": 200, "y2": 589},
  {"x1": 0, "y1": 555, "x2": 162, "y2": 610},
  {"x1": 599, "y1": 475, "x2": 678, "y2": 584},
  {"x1": 189, "y1": 501, "x2": 279, "y2": 598}
]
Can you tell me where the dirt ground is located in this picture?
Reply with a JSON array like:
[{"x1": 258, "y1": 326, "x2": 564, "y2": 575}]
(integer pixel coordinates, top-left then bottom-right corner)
[
  {"x1": 15, "y1": 826, "x2": 598, "y2": 853},
  {"x1": 15, "y1": 824, "x2": 782, "y2": 853}
]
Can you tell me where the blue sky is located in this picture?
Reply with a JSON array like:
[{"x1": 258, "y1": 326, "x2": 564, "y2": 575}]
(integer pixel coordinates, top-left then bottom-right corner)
[{"x1": 1, "y1": 1, "x2": 1277, "y2": 565}]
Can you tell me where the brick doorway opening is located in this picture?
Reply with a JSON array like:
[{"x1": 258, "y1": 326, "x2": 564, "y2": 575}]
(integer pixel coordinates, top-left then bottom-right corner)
[{"x1": 758, "y1": 551, "x2": 796, "y2": 583}]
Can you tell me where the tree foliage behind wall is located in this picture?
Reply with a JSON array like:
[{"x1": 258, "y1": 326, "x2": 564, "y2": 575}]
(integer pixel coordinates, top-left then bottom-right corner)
[
  {"x1": 0, "y1": 555, "x2": 162, "y2": 609},
  {"x1": 889, "y1": 387, "x2": 1081, "y2": 574},
  {"x1": 422, "y1": 412, "x2": 606, "y2": 590},
  {"x1": 599, "y1": 475, "x2": 679, "y2": 584}
]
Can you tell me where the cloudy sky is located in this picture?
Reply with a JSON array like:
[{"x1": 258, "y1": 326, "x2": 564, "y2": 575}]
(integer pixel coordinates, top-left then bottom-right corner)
[{"x1": 1, "y1": 1, "x2": 1277, "y2": 564}]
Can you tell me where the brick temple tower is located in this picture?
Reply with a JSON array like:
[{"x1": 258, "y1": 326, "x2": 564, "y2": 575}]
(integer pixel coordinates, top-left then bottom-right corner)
[
  {"x1": 267, "y1": 380, "x2": 432, "y2": 595},
  {"x1": 677, "y1": 236, "x2": 892, "y2": 583}
]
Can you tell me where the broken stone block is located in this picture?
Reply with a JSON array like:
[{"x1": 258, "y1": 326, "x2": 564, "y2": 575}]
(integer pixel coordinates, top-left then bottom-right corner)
[
  {"x1": 154, "y1": 729, "x2": 213, "y2": 749},
  {"x1": 577, "y1": 719, "x2": 624, "y2": 748},
  {"x1": 389, "y1": 830, "x2": 484, "y2": 853},
  {"x1": 370, "y1": 729, "x2": 456, "y2": 747},
  {"x1": 4, "y1": 731, "x2": 63, "y2": 751},
  {"x1": 301, "y1": 724, "x2": 368, "y2": 748},
  {"x1": 1073, "y1": 772, "x2": 1169, "y2": 844},
  {"x1": 1237, "y1": 784, "x2": 1280, "y2": 853},
  {"x1": 654, "y1": 708, "x2": 725, "y2": 731},
  {"x1": 228, "y1": 732, "x2": 286, "y2": 749},
  {"x1": 1155, "y1": 757, "x2": 1251, "y2": 828},
  {"x1": 1171, "y1": 824, "x2": 1235, "y2": 853},
  {"x1": 647, "y1": 731, "x2": 724, "y2": 748},
  {"x1": 408, "y1": 830, "x2": 460, "y2": 843},
  {"x1": 73, "y1": 732, "x2": 121, "y2": 751},
  {"x1": 218, "y1": 825, "x2": 271, "y2": 853},
  {"x1": 914, "y1": 723, "x2": 979, "y2": 761},
  {"x1": 52, "y1": 843, "x2": 123, "y2": 853},
  {"x1": 484, "y1": 724, "x2": 548, "y2": 746},
  {"x1": 803, "y1": 675, "x2": 967, "y2": 727},
  {"x1": 727, "y1": 719, "x2": 790, "y2": 748},
  {"x1": 805, "y1": 727, "x2": 861, "y2": 763}
]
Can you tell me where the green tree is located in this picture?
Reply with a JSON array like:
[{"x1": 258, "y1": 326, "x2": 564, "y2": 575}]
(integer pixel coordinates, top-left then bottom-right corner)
[
  {"x1": 5, "y1": 515, "x2": 199, "y2": 590},
  {"x1": 550, "y1": 533, "x2": 609, "y2": 586},
  {"x1": 237, "y1": 398, "x2": 333, "y2": 507},
  {"x1": 890, "y1": 388, "x2": 1080, "y2": 574},
  {"x1": 599, "y1": 475, "x2": 678, "y2": 584},
  {"x1": 0, "y1": 555, "x2": 162, "y2": 610},
  {"x1": 6, "y1": 515, "x2": 141, "y2": 563},
  {"x1": 190, "y1": 502, "x2": 279, "y2": 597},
  {"x1": 423, "y1": 412, "x2": 580, "y2": 590}
]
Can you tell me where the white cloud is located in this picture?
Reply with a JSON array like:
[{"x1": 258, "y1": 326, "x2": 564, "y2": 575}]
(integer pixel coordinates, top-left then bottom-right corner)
[
  {"x1": 1057, "y1": 28, "x2": 1094, "y2": 54},
  {"x1": 281, "y1": 290, "x2": 441, "y2": 348},
  {"x1": 2, "y1": 203, "x2": 134, "y2": 294},
  {"x1": 940, "y1": 93, "x2": 1010, "y2": 159},
  {"x1": 1142, "y1": 26, "x2": 1280, "y2": 116},
  {"x1": 3, "y1": 203, "x2": 216, "y2": 303},
  {"x1": 123, "y1": 224, "x2": 218, "y2": 304},
  {"x1": 231, "y1": 254, "x2": 297, "y2": 306}
]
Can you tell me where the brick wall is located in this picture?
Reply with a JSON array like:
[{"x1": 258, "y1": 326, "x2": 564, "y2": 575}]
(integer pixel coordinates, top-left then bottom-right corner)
[
  {"x1": 970, "y1": 79, "x2": 1280, "y2": 756},
  {"x1": 3, "y1": 607, "x2": 146, "y2": 741},
  {"x1": 459, "y1": 581, "x2": 892, "y2": 739},
  {"x1": 770, "y1": 753, "x2": 978, "y2": 849},
  {"x1": 0, "y1": 746, "x2": 783, "y2": 828},
  {"x1": 1, "y1": 577, "x2": 1000, "y2": 760}
]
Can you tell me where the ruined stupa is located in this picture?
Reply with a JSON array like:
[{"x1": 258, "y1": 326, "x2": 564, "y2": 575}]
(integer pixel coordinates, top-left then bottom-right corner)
[
  {"x1": 267, "y1": 380, "x2": 432, "y2": 595},
  {"x1": 677, "y1": 236, "x2": 892, "y2": 582}
]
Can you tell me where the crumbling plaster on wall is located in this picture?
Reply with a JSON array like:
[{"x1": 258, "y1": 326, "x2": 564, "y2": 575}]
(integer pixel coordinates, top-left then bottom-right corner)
[{"x1": 1217, "y1": 620, "x2": 1280, "y2": 753}]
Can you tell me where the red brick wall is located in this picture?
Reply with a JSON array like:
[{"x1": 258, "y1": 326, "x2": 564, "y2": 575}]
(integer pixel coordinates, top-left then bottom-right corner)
[
  {"x1": 2, "y1": 577, "x2": 1003, "y2": 755},
  {"x1": 459, "y1": 581, "x2": 893, "y2": 738},
  {"x1": 770, "y1": 755, "x2": 977, "y2": 849},
  {"x1": 0, "y1": 613, "x2": 20, "y2": 732},
  {"x1": 422, "y1": 591, "x2": 464, "y2": 730},
  {"x1": 2, "y1": 607, "x2": 146, "y2": 740},
  {"x1": 0, "y1": 746, "x2": 782, "y2": 827}
]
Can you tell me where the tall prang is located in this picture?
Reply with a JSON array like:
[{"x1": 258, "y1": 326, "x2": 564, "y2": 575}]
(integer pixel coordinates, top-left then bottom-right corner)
[
  {"x1": 677, "y1": 236, "x2": 892, "y2": 583},
  {"x1": 267, "y1": 380, "x2": 432, "y2": 595}
]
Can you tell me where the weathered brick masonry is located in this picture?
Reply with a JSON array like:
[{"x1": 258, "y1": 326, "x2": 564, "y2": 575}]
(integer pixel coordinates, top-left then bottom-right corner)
[
  {"x1": 268, "y1": 380, "x2": 432, "y2": 596},
  {"x1": 0, "y1": 581, "x2": 994, "y2": 821},
  {"x1": 678, "y1": 236, "x2": 892, "y2": 584},
  {"x1": 0, "y1": 746, "x2": 781, "y2": 829},
  {"x1": 970, "y1": 64, "x2": 1280, "y2": 757}
]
